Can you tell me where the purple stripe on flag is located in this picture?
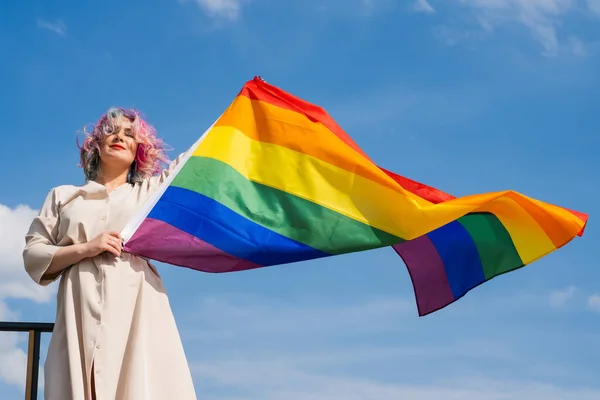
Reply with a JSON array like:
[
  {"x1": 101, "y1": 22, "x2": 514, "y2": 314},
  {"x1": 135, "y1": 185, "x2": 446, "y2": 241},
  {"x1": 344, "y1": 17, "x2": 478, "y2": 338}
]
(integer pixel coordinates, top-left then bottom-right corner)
[
  {"x1": 124, "y1": 218, "x2": 262, "y2": 273},
  {"x1": 393, "y1": 235, "x2": 455, "y2": 316}
]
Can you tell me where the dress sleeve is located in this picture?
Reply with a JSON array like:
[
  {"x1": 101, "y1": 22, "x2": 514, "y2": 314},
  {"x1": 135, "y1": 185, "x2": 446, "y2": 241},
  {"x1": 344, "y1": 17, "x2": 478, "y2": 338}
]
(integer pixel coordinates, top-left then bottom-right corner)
[{"x1": 22, "y1": 188, "x2": 62, "y2": 286}]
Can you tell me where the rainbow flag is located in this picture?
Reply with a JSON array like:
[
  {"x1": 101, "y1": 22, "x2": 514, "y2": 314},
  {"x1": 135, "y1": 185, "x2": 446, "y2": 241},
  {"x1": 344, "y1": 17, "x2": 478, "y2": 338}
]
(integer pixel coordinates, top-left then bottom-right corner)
[{"x1": 122, "y1": 77, "x2": 588, "y2": 316}]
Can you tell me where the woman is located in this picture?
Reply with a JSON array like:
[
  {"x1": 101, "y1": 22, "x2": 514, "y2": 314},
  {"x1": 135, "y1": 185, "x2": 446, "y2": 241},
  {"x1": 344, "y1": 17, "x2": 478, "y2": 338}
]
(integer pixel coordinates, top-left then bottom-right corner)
[{"x1": 23, "y1": 108, "x2": 197, "y2": 400}]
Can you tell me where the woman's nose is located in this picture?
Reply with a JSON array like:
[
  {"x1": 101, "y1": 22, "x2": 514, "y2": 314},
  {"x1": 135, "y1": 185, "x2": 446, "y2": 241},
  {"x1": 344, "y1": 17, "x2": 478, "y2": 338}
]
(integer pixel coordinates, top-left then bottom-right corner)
[{"x1": 113, "y1": 131, "x2": 125, "y2": 142}]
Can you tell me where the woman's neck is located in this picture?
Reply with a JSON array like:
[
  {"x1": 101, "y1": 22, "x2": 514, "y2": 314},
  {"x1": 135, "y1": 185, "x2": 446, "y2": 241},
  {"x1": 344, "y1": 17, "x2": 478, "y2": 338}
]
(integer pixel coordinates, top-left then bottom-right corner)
[{"x1": 95, "y1": 168, "x2": 130, "y2": 192}]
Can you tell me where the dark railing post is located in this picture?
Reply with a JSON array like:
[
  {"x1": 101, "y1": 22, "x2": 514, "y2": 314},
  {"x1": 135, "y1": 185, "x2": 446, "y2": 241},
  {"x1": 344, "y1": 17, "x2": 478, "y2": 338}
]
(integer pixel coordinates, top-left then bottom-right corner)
[
  {"x1": 0, "y1": 322, "x2": 54, "y2": 400},
  {"x1": 25, "y1": 329, "x2": 43, "y2": 400}
]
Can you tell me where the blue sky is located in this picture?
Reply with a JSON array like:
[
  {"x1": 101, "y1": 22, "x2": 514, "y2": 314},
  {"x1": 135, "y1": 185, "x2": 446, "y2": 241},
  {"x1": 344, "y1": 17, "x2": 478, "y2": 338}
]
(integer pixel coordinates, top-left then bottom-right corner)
[{"x1": 1, "y1": 0, "x2": 599, "y2": 398}]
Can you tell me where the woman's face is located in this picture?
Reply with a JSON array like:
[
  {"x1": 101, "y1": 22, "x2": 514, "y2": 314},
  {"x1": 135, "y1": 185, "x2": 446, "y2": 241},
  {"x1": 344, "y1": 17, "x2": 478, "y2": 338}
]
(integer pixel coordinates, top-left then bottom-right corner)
[{"x1": 98, "y1": 118, "x2": 138, "y2": 170}]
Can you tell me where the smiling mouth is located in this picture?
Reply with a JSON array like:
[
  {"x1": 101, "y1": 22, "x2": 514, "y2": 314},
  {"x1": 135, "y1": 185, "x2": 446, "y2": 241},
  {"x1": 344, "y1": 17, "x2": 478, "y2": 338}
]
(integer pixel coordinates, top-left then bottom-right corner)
[{"x1": 110, "y1": 145, "x2": 125, "y2": 150}]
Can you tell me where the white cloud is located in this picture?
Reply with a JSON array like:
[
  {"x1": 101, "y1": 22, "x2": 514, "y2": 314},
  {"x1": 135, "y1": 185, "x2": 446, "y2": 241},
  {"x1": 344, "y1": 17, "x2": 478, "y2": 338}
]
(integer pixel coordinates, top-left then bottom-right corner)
[
  {"x1": 191, "y1": 357, "x2": 600, "y2": 399},
  {"x1": 193, "y1": 0, "x2": 244, "y2": 20},
  {"x1": 449, "y1": 0, "x2": 578, "y2": 55},
  {"x1": 181, "y1": 291, "x2": 600, "y2": 398},
  {"x1": 0, "y1": 204, "x2": 54, "y2": 390},
  {"x1": 414, "y1": 0, "x2": 436, "y2": 13},
  {"x1": 588, "y1": 0, "x2": 600, "y2": 15},
  {"x1": 183, "y1": 294, "x2": 589, "y2": 398},
  {"x1": 183, "y1": 295, "x2": 413, "y2": 342},
  {"x1": 0, "y1": 204, "x2": 55, "y2": 303},
  {"x1": 36, "y1": 18, "x2": 66, "y2": 36},
  {"x1": 568, "y1": 36, "x2": 587, "y2": 56},
  {"x1": 548, "y1": 285, "x2": 576, "y2": 308},
  {"x1": 434, "y1": 25, "x2": 482, "y2": 46},
  {"x1": 0, "y1": 301, "x2": 27, "y2": 388},
  {"x1": 588, "y1": 294, "x2": 600, "y2": 313}
]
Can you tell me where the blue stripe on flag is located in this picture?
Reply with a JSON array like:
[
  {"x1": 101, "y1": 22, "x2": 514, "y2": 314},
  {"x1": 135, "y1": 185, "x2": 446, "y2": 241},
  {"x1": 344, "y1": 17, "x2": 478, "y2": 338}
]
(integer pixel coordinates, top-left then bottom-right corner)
[{"x1": 148, "y1": 186, "x2": 329, "y2": 266}]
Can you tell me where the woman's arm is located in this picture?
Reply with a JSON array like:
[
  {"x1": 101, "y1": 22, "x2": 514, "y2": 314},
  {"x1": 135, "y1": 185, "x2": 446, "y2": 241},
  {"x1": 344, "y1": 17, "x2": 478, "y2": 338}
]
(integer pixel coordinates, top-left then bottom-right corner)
[
  {"x1": 42, "y1": 231, "x2": 124, "y2": 279},
  {"x1": 44, "y1": 243, "x2": 89, "y2": 277},
  {"x1": 23, "y1": 188, "x2": 63, "y2": 285},
  {"x1": 23, "y1": 187, "x2": 124, "y2": 285}
]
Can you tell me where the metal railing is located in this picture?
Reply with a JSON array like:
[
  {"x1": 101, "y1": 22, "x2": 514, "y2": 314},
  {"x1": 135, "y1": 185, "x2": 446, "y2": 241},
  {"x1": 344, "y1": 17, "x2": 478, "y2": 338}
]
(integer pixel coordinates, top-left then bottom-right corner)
[{"x1": 0, "y1": 322, "x2": 54, "y2": 400}]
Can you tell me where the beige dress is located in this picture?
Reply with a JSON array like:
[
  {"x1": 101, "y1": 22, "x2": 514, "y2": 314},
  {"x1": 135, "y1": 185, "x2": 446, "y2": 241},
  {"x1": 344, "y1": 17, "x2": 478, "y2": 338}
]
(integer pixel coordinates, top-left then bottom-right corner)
[{"x1": 23, "y1": 154, "x2": 197, "y2": 400}]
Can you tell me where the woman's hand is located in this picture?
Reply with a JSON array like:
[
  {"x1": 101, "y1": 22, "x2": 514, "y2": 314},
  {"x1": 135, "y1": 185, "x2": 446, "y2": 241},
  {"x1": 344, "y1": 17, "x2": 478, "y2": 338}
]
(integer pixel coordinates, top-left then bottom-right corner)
[
  {"x1": 83, "y1": 231, "x2": 123, "y2": 258},
  {"x1": 44, "y1": 231, "x2": 123, "y2": 279}
]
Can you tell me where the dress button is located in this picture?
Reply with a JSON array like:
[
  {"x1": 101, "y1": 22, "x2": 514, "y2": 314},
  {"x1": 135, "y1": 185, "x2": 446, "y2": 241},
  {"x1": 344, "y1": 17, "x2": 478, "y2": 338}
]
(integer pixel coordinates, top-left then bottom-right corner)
[
  {"x1": 96, "y1": 345, "x2": 100, "y2": 349},
  {"x1": 96, "y1": 370, "x2": 100, "y2": 374},
  {"x1": 96, "y1": 320, "x2": 100, "y2": 325},
  {"x1": 101, "y1": 216, "x2": 106, "y2": 221}
]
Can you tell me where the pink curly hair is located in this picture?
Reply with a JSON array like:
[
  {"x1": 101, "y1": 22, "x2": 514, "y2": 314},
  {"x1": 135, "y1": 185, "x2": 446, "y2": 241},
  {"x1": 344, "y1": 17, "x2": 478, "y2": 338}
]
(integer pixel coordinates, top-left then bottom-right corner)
[{"x1": 78, "y1": 107, "x2": 170, "y2": 183}]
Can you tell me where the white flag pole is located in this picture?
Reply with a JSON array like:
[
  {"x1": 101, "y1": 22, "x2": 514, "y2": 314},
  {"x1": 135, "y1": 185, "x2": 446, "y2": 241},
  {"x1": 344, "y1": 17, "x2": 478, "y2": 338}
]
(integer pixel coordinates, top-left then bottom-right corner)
[{"x1": 121, "y1": 119, "x2": 218, "y2": 245}]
